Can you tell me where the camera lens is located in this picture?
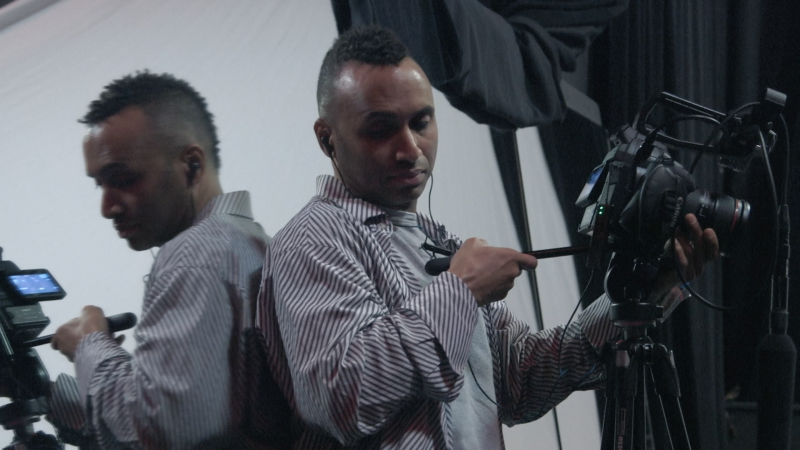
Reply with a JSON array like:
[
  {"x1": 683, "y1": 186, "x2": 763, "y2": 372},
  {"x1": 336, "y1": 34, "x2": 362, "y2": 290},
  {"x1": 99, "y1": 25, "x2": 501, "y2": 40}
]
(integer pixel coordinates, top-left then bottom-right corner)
[{"x1": 684, "y1": 189, "x2": 750, "y2": 241}]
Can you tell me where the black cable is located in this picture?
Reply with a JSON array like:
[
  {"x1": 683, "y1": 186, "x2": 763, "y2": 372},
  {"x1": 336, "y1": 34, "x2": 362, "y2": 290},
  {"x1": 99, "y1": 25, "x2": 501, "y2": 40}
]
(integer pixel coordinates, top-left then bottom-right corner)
[
  {"x1": 669, "y1": 233, "x2": 731, "y2": 312},
  {"x1": 636, "y1": 115, "x2": 722, "y2": 169},
  {"x1": 778, "y1": 114, "x2": 791, "y2": 205},
  {"x1": 687, "y1": 102, "x2": 758, "y2": 173},
  {"x1": 330, "y1": 157, "x2": 358, "y2": 201},
  {"x1": 420, "y1": 173, "x2": 438, "y2": 258},
  {"x1": 531, "y1": 268, "x2": 598, "y2": 419},
  {"x1": 758, "y1": 130, "x2": 781, "y2": 288},
  {"x1": 467, "y1": 268, "x2": 598, "y2": 417}
]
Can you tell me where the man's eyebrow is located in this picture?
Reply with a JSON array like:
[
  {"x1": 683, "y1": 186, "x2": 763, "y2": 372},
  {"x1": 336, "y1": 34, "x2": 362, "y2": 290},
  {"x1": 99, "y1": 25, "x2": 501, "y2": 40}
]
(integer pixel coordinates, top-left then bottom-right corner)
[
  {"x1": 90, "y1": 162, "x2": 128, "y2": 180},
  {"x1": 363, "y1": 106, "x2": 435, "y2": 121},
  {"x1": 416, "y1": 106, "x2": 435, "y2": 117},
  {"x1": 363, "y1": 110, "x2": 400, "y2": 122}
]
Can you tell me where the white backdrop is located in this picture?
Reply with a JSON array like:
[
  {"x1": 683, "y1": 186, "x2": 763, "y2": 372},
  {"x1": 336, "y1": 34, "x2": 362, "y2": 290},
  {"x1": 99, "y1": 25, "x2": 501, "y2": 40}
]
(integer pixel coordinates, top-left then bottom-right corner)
[{"x1": 0, "y1": 0, "x2": 600, "y2": 447}]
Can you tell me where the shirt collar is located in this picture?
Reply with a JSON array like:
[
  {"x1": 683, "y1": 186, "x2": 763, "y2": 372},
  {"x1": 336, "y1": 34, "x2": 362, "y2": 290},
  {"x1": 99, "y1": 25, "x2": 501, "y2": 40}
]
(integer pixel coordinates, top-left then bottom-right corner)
[
  {"x1": 193, "y1": 191, "x2": 253, "y2": 224},
  {"x1": 316, "y1": 175, "x2": 453, "y2": 246},
  {"x1": 316, "y1": 175, "x2": 388, "y2": 224}
]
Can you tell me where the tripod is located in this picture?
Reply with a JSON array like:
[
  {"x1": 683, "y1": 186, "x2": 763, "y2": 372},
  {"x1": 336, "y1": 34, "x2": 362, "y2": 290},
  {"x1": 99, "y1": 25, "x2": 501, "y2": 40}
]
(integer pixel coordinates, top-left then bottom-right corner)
[
  {"x1": 0, "y1": 397, "x2": 62, "y2": 450},
  {"x1": 595, "y1": 250, "x2": 694, "y2": 450},
  {"x1": 0, "y1": 342, "x2": 62, "y2": 450},
  {"x1": 599, "y1": 300, "x2": 692, "y2": 450}
]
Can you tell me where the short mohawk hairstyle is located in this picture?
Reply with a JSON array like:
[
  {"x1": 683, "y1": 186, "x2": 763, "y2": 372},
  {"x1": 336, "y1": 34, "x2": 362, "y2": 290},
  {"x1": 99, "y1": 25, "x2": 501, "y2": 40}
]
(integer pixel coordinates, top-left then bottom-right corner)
[
  {"x1": 81, "y1": 71, "x2": 222, "y2": 169},
  {"x1": 317, "y1": 25, "x2": 409, "y2": 117}
]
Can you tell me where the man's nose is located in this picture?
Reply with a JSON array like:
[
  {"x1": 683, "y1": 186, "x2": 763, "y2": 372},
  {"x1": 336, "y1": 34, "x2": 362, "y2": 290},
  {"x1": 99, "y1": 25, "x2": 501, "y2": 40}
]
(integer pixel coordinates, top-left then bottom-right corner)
[
  {"x1": 395, "y1": 127, "x2": 422, "y2": 162},
  {"x1": 101, "y1": 189, "x2": 123, "y2": 219}
]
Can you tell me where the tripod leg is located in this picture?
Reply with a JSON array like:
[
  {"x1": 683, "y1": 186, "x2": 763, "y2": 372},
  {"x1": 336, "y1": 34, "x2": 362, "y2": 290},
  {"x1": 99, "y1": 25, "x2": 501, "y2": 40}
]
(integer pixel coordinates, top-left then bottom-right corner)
[
  {"x1": 645, "y1": 364, "x2": 674, "y2": 450},
  {"x1": 651, "y1": 345, "x2": 692, "y2": 450},
  {"x1": 633, "y1": 346, "x2": 649, "y2": 450},
  {"x1": 601, "y1": 386, "x2": 617, "y2": 450},
  {"x1": 604, "y1": 344, "x2": 640, "y2": 450}
]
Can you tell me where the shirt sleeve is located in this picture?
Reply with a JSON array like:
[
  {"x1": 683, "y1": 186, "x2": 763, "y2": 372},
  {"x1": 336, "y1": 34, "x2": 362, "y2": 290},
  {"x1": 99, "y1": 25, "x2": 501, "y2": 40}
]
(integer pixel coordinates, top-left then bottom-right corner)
[
  {"x1": 47, "y1": 373, "x2": 98, "y2": 448},
  {"x1": 488, "y1": 294, "x2": 618, "y2": 425},
  {"x1": 269, "y1": 241, "x2": 479, "y2": 445},
  {"x1": 72, "y1": 264, "x2": 235, "y2": 450}
]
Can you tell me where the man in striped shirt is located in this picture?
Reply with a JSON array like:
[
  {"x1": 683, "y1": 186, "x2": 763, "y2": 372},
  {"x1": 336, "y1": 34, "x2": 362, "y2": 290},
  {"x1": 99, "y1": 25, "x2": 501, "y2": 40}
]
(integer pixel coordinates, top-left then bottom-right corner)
[
  {"x1": 258, "y1": 26, "x2": 718, "y2": 449},
  {"x1": 48, "y1": 72, "x2": 270, "y2": 449}
]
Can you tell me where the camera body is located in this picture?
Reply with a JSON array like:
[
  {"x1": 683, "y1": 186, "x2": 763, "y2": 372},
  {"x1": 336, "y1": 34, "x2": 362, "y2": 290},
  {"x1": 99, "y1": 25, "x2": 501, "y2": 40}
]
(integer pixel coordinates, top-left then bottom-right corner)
[
  {"x1": 577, "y1": 124, "x2": 750, "y2": 266},
  {"x1": 576, "y1": 89, "x2": 787, "y2": 276},
  {"x1": 0, "y1": 267, "x2": 65, "y2": 348},
  {"x1": 0, "y1": 260, "x2": 65, "y2": 353},
  {"x1": 0, "y1": 258, "x2": 64, "y2": 416}
]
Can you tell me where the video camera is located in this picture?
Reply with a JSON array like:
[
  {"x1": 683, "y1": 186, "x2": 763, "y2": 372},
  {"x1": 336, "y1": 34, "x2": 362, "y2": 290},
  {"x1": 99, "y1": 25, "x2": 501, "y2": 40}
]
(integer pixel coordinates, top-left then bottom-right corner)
[
  {"x1": 575, "y1": 89, "x2": 785, "y2": 316},
  {"x1": 0, "y1": 250, "x2": 66, "y2": 448},
  {"x1": 0, "y1": 249, "x2": 136, "y2": 449}
]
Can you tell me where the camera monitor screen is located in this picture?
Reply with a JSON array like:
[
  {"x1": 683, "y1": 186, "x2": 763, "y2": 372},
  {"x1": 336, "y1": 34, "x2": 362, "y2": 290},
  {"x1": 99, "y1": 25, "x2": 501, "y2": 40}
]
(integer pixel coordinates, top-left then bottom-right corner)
[
  {"x1": 575, "y1": 164, "x2": 607, "y2": 208},
  {"x1": 5, "y1": 270, "x2": 66, "y2": 301}
]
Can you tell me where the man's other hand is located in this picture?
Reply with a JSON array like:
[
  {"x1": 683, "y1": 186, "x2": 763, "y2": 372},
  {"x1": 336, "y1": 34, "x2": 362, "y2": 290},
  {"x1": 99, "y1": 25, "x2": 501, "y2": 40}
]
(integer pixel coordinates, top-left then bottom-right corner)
[
  {"x1": 448, "y1": 238, "x2": 537, "y2": 306},
  {"x1": 673, "y1": 213, "x2": 720, "y2": 281},
  {"x1": 650, "y1": 213, "x2": 720, "y2": 306},
  {"x1": 51, "y1": 306, "x2": 110, "y2": 362}
]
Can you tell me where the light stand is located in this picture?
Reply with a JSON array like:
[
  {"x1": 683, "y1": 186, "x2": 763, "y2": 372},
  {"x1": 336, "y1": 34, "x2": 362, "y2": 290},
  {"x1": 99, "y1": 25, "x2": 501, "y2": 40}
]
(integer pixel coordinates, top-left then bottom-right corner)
[{"x1": 756, "y1": 204, "x2": 796, "y2": 449}]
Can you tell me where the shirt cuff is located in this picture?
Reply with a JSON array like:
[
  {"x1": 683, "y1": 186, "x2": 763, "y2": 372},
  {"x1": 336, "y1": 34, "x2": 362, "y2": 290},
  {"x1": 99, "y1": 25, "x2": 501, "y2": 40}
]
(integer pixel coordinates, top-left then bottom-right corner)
[
  {"x1": 48, "y1": 373, "x2": 84, "y2": 431},
  {"x1": 74, "y1": 332, "x2": 129, "y2": 400},
  {"x1": 579, "y1": 294, "x2": 619, "y2": 351}
]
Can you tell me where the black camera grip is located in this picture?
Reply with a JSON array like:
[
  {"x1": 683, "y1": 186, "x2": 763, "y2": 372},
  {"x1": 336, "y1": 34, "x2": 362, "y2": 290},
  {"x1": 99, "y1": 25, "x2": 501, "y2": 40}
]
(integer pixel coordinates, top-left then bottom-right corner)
[
  {"x1": 423, "y1": 246, "x2": 590, "y2": 277},
  {"x1": 22, "y1": 312, "x2": 138, "y2": 348},
  {"x1": 424, "y1": 257, "x2": 452, "y2": 276},
  {"x1": 106, "y1": 312, "x2": 138, "y2": 333}
]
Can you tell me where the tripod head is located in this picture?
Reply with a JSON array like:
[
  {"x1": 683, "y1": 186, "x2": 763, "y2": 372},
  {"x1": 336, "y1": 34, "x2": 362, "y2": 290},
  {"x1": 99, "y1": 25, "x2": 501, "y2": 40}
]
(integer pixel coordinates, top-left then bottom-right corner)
[
  {"x1": 604, "y1": 252, "x2": 665, "y2": 335},
  {"x1": 0, "y1": 397, "x2": 61, "y2": 450}
]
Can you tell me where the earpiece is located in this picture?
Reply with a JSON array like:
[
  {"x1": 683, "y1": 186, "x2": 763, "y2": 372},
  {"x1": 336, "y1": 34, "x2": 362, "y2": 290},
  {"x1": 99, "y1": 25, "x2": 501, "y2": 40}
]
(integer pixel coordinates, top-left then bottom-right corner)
[
  {"x1": 187, "y1": 160, "x2": 200, "y2": 185},
  {"x1": 321, "y1": 136, "x2": 334, "y2": 158}
]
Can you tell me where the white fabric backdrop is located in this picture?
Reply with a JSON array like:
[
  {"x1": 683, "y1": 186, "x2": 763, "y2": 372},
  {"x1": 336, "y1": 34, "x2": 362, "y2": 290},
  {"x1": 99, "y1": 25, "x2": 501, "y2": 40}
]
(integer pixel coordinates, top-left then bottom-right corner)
[{"x1": 0, "y1": 0, "x2": 600, "y2": 447}]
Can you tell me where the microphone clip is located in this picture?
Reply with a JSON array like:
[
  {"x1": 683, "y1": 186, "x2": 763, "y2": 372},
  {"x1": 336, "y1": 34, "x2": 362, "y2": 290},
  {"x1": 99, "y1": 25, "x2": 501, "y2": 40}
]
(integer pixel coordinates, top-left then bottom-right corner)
[{"x1": 421, "y1": 243, "x2": 452, "y2": 257}]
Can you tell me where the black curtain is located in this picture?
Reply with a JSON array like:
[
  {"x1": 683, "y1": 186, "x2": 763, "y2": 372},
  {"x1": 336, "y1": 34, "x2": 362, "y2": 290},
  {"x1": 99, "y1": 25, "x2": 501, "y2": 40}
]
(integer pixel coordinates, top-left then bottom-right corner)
[
  {"x1": 331, "y1": 0, "x2": 629, "y2": 130},
  {"x1": 589, "y1": 1, "x2": 800, "y2": 448},
  {"x1": 590, "y1": 4, "x2": 730, "y2": 449}
]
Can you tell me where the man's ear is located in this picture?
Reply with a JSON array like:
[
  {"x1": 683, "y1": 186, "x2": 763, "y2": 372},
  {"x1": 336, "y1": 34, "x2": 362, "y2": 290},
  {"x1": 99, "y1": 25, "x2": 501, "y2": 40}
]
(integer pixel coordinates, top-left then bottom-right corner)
[
  {"x1": 181, "y1": 145, "x2": 205, "y2": 187},
  {"x1": 314, "y1": 119, "x2": 335, "y2": 159}
]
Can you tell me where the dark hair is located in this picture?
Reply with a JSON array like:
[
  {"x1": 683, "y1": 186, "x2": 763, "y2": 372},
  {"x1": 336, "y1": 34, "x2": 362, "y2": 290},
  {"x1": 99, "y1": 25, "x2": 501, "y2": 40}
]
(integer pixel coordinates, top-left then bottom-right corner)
[
  {"x1": 317, "y1": 25, "x2": 409, "y2": 117},
  {"x1": 81, "y1": 71, "x2": 222, "y2": 169}
]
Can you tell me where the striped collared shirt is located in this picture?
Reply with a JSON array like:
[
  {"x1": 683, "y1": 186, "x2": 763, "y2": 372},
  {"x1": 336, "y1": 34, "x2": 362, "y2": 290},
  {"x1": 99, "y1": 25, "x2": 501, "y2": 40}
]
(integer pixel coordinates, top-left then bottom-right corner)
[
  {"x1": 257, "y1": 176, "x2": 617, "y2": 449},
  {"x1": 49, "y1": 191, "x2": 270, "y2": 449}
]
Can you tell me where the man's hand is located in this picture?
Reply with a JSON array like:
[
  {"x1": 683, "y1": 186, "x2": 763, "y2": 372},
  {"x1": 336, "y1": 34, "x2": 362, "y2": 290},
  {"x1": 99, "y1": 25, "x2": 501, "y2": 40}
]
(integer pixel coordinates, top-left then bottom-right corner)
[
  {"x1": 51, "y1": 306, "x2": 110, "y2": 362},
  {"x1": 673, "y1": 213, "x2": 720, "y2": 280},
  {"x1": 448, "y1": 238, "x2": 537, "y2": 306},
  {"x1": 651, "y1": 213, "x2": 720, "y2": 302}
]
